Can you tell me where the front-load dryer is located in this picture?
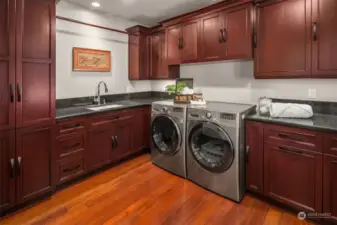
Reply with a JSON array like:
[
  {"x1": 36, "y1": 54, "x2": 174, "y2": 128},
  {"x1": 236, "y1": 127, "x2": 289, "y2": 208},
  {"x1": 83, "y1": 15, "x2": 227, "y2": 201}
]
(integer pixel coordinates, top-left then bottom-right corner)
[{"x1": 186, "y1": 102, "x2": 254, "y2": 202}]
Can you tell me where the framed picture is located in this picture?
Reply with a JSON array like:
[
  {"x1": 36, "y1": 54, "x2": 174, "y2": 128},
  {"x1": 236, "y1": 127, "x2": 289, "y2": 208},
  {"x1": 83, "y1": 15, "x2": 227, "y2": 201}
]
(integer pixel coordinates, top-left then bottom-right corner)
[{"x1": 73, "y1": 47, "x2": 111, "y2": 72}]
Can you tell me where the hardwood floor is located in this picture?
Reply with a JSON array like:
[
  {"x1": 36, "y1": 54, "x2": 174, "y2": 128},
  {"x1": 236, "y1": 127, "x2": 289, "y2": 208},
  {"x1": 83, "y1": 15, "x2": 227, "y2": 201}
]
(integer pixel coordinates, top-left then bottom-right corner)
[{"x1": 0, "y1": 154, "x2": 314, "y2": 225}]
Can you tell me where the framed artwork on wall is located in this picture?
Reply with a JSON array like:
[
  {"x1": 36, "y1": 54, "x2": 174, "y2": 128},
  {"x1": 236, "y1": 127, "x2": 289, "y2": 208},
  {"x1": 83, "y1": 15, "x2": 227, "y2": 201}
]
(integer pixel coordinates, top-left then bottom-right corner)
[{"x1": 73, "y1": 47, "x2": 111, "y2": 72}]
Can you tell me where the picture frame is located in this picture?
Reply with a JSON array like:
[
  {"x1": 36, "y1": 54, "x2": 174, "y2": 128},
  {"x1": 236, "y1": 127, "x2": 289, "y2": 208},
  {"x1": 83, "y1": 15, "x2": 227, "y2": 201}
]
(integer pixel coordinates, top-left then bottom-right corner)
[{"x1": 73, "y1": 47, "x2": 111, "y2": 72}]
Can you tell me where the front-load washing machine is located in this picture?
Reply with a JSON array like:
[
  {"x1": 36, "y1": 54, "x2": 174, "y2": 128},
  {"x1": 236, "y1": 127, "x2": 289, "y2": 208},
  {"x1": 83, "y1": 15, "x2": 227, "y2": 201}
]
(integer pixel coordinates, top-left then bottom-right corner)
[{"x1": 151, "y1": 100, "x2": 187, "y2": 178}]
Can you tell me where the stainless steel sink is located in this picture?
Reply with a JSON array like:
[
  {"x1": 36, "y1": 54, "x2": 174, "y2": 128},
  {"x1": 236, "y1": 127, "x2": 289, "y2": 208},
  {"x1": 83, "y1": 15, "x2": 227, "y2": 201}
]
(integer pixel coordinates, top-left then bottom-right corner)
[{"x1": 87, "y1": 104, "x2": 124, "y2": 111}]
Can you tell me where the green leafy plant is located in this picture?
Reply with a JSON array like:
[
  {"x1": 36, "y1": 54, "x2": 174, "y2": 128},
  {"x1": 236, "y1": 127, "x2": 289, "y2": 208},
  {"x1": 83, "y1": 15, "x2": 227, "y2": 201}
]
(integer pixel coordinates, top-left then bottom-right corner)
[{"x1": 165, "y1": 83, "x2": 186, "y2": 95}]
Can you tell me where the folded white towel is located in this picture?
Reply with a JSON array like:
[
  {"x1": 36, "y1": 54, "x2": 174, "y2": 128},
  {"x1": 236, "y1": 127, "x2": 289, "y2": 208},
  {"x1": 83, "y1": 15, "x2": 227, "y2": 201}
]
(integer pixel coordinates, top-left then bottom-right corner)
[{"x1": 270, "y1": 103, "x2": 313, "y2": 118}]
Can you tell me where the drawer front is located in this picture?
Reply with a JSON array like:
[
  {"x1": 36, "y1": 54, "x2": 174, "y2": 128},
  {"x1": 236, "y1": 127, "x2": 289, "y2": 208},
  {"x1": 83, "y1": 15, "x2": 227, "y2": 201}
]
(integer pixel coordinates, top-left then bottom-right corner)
[
  {"x1": 57, "y1": 132, "x2": 85, "y2": 158},
  {"x1": 324, "y1": 133, "x2": 337, "y2": 157},
  {"x1": 57, "y1": 117, "x2": 86, "y2": 136},
  {"x1": 264, "y1": 124, "x2": 322, "y2": 153},
  {"x1": 57, "y1": 156, "x2": 85, "y2": 184},
  {"x1": 264, "y1": 142, "x2": 322, "y2": 213},
  {"x1": 89, "y1": 109, "x2": 134, "y2": 128}
]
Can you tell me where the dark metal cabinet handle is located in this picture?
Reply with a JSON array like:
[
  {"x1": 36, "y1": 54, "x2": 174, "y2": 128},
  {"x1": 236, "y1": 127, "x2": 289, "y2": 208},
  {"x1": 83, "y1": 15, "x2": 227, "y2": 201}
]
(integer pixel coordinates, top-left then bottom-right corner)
[
  {"x1": 17, "y1": 157, "x2": 22, "y2": 176},
  {"x1": 115, "y1": 136, "x2": 118, "y2": 148},
  {"x1": 63, "y1": 123, "x2": 81, "y2": 129},
  {"x1": 246, "y1": 146, "x2": 250, "y2": 164},
  {"x1": 64, "y1": 143, "x2": 80, "y2": 150},
  {"x1": 17, "y1": 83, "x2": 22, "y2": 102},
  {"x1": 10, "y1": 158, "x2": 14, "y2": 179},
  {"x1": 219, "y1": 29, "x2": 223, "y2": 43},
  {"x1": 252, "y1": 32, "x2": 257, "y2": 48},
  {"x1": 10, "y1": 84, "x2": 14, "y2": 102},
  {"x1": 112, "y1": 136, "x2": 116, "y2": 149},
  {"x1": 222, "y1": 28, "x2": 227, "y2": 43},
  {"x1": 313, "y1": 22, "x2": 317, "y2": 41},
  {"x1": 63, "y1": 165, "x2": 81, "y2": 173},
  {"x1": 278, "y1": 146, "x2": 304, "y2": 155},
  {"x1": 277, "y1": 133, "x2": 304, "y2": 142}
]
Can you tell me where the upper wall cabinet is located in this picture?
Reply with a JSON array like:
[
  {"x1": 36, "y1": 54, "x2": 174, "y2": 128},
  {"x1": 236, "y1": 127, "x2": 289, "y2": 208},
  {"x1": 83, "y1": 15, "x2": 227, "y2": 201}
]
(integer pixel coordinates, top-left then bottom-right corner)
[
  {"x1": 126, "y1": 26, "x2": 149, "y2": 80},
  {"x1": 312, "y1": 0, "x2": 337, "y2": 77},
  {"x1": 255, "y1": 0, "x2": 337, "y2": 78},
  {"x1": 0, "y1": 0, "x2": 15, "y2": 131}
]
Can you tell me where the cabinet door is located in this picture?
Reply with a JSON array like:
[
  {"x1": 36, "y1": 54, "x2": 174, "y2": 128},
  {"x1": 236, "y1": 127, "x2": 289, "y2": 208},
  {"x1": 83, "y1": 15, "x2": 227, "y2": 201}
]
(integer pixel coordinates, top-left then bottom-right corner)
[
  {"x1": 223, "y1": 3, "x2": 253, "y2": 59},
  {"x1": 245, "y1": 121, "x2": 264, "y2": 194},
  {"x1": 312, "y1": 0, "x2": 337, "y2": 77},
  {"x1": 134, "y1": 108, "x2": 151, "y2": 152},
  {"x1": 87, "y1": 125, "x2": 114, "y2": 171},
  {"x1": 264, "y1": 142, "x2": 322, "y2": 212},
  {"x1": 16, "y1": 125, "x2": 55, "y2": 204},
  {"x1": 15, "y1": 0, "x2": 56, "y2": 127},
  {"x1": 0, "y1": 130, "x2": 15, "y2": 215},
  {"x1": 128, "y1": 35, "x2": 140, "y2": 80},
  {"x1": 200, "y1": 12, "x2": 224, "y2": 61},
  {"x1": 166, "y1": 25, "x2": 181, "y2": 65},
  {"x1": 323, "y1": 154, "x2": 337, "y2": 223},
  {"x1": 111, "y1": 116, "x2": 135, "y2": 163},
  {"x1": 148, "y1": 35, "x2": 160, "y2": 79},
  {"x1": 181, "y1": 19, "x2": 200, "y2": 63},
  {"x1": 0, "y1": 0, "x2": 15, "y2": 131},
  {"x1": 255, "y1": 0, "x2": 311, "y2": 78}
]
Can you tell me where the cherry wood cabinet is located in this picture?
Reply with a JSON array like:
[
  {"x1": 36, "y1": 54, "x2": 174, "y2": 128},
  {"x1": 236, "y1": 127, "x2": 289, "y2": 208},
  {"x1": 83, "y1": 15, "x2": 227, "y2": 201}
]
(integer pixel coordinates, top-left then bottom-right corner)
[
  {"x1": 255, "y1": 0, "x2": 312, "y2": 78},
  {"x1": 0, "y1": 130, "x2": 15, "y2": 215},
  {"x1": 166, "y1": 25, "x2": 182, "y2": 65},
  {"x1": 134, "y1": 108, "x2": 151, "y2": 152},
  {"x1": 0, "y1": 0, "x2": 15, "y2": 131},
  {"x1": 15, "y1": 125, "x2": 55, "y2": 204},
  {"x1": 223, "y1": 3, "x2": 253, "y2": 59},
  {"x1": 264, "y1": 142, "x2": 322, "y2": 213},
  {"x1": 245, "y1": 121, "x2": 264, "y2": 194},
  {"x1": 87, "y1": 125, "x2": 114, "y2": 171},
  {"x1": 323, "y1": 154, "x2": 337, "y2": 223},
  {"x1": 15, "y1": 0, "x2": 56, "y2": 127},
  {"x1": 127, "y1": 26, "x2": 150, "y2": 80},
  {"x1": 148, "y1": 34, "x2": 160, "y2": 78},
  {"x1": 312, "y1": 0, "x2": 337, "y2": 77},
  {"x1": 181, "y1": 19, "x2": 200, "y2": 63}
]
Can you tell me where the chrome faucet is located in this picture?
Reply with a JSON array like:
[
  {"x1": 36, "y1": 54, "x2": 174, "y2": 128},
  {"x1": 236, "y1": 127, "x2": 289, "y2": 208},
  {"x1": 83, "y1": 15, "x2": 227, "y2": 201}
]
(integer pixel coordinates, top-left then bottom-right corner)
[{"x1": 94, "y1": 81, "x2": 108, "y2": 105}]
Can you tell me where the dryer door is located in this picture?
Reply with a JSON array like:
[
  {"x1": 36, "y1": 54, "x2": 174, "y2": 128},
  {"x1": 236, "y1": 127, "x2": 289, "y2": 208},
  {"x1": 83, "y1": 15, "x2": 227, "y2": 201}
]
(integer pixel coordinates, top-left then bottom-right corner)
[
  {"x1": 152, "y1": 115, "x2": 181, "y2": 156},
  {"x1": 188, "y1": 122, "x2": 234, "y2": 173}
]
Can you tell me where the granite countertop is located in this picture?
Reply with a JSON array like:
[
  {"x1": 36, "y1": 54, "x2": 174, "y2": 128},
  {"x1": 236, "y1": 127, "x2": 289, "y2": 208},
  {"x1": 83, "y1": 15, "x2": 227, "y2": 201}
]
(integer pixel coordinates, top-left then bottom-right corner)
[
  {"x1": 56, "y1": 97, "x2": 167, "y2": 120},
  {"x1": 246, "y1": 113, "x2": 337, "y2": 132}
]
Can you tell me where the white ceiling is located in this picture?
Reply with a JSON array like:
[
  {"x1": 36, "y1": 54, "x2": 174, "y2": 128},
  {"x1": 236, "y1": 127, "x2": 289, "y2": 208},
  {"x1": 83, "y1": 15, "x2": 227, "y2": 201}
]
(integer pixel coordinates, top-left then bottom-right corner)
[{"x1": 66, "y1": 0, "x2": 222, "y2": 26}]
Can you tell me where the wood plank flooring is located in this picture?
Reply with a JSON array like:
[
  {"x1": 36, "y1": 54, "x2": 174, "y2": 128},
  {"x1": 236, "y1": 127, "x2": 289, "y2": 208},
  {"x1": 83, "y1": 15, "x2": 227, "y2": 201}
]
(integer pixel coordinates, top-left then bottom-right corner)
[{"x1": 0, "y1": 154, "x2": 314, "y2": 225}]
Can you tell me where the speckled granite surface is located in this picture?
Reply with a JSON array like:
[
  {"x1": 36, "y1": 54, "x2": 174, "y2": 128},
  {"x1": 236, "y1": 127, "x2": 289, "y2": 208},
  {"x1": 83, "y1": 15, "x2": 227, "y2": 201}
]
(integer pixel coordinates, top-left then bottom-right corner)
[
  {"x1": 246, "y1": 113, "x2": 337, "y2": 132},
  {"x1": 56, "y1": 98, "x2": 169, "y2": 120}
]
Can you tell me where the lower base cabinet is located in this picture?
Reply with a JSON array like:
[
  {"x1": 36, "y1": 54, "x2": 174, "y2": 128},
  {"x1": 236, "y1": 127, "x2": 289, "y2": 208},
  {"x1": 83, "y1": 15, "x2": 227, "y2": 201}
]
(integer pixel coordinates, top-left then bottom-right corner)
[
  {"x1": 0, "y1": 130, "x2": 15, "y2": 215},
  {"x1": 323, "y1": 154, "x2": 337, "y2": 223},
  {"x1": 264, "y1": 142, "x2": 322, "y2": 213},
  {"x1": 0, "y1": 125, "x2": 55, "y2": 216}
]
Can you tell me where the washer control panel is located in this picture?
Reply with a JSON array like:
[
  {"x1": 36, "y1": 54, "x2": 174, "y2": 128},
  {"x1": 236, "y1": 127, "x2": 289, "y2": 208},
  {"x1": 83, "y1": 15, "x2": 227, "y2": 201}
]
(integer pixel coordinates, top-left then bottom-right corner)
[{"x1": 205, "y1": 112, "x2": 212, "y2": 119}]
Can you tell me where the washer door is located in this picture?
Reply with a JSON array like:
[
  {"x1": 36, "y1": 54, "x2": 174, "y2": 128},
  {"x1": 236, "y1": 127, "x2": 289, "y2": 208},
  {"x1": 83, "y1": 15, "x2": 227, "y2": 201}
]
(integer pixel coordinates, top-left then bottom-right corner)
[
  {"x1": 152, "y1": 115, "x2": 181, "y2": 155},
  {"x1": 188, "y1": 122, "x2": 234, "y2": 173}
]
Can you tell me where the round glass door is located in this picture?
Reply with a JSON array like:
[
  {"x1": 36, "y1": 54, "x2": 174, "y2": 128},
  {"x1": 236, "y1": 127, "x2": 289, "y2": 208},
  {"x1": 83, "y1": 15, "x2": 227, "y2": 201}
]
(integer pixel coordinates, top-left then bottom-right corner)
[
  {"x1": 152, "y1": 115, "x2": 181, "y2": 155},
  {"x1": 188, "y1": 122, "x2": 234, "y2": 173}
]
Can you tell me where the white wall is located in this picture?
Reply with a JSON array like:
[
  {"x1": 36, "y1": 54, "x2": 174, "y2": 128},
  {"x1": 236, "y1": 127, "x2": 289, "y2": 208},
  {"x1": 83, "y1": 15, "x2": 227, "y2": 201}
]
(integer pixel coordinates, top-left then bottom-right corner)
[
  {"x1": 178, "y1": 60, "x2": 337, "y2": 104},
  {"x1": 56, "y1": 1, "x2": 169, "y2": 99}
]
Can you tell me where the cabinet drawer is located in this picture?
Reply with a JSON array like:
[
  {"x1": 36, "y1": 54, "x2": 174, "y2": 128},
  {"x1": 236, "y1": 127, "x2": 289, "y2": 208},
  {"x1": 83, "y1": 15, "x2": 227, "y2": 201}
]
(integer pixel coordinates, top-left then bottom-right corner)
[
  {"x1": 57, "y1": 132, "x2": 85, "y2": 158},
  {"x1": 264, "y1": 142, "x2": 322, "y2": 213},
  {"x1": 57, "y1": 117, "x2": 86, "y2": 136},
  {"x1": 57, "y1": 156, "x2": 85, "y2": 184},
  {"x1": 264, "y1": 124, "x2": 322, "y2": 153},
  {"x1": 324, "y1": 133, "x2": 337, "y2": 157},
  {"x1": 89, "y1": 110, "x2": 133, "y2": 128}
]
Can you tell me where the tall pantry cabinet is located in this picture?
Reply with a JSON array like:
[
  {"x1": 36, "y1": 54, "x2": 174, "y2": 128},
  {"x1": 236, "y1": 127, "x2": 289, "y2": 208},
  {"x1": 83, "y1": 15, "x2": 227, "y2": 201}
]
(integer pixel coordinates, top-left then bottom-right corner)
[{"x1": 0, "y1": 0, "x2": 56, "y2": 215}]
